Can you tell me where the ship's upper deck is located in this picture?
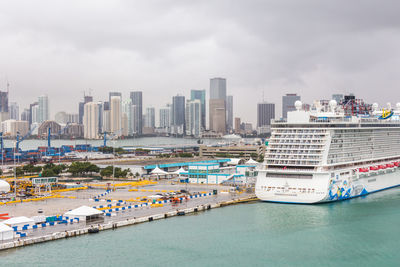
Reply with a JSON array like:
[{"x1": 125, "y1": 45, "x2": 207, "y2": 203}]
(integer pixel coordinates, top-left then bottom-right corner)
[{"x1": 273, "y1": 100, "x2": 400, "y2": 128}]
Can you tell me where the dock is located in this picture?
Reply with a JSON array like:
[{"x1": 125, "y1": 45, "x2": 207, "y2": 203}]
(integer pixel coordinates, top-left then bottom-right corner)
[{"x1": 0, "y1": 192, "x2": 257, "y2": 251}]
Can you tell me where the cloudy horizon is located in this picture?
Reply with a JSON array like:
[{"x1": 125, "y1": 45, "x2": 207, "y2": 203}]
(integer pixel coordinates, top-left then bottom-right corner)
[{"x1": 1, "y1": 0, "x2": 400, "y2": 124}]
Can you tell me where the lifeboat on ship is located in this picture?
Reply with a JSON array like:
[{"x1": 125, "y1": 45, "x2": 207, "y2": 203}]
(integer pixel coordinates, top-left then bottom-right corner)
[{"x1": 370, "y1": 166, "x2": 379, "y2": 171}]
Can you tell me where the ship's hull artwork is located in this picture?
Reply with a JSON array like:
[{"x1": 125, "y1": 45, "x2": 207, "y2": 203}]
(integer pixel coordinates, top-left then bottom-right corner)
[{"x1": 255, "y1": 166, "x2": 400, "y2": 204}]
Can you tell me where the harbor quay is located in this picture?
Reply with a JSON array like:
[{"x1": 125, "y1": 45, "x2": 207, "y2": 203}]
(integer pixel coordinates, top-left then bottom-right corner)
[{"x1": 0, "y1": 181, "x2": 256, "y2": 251}]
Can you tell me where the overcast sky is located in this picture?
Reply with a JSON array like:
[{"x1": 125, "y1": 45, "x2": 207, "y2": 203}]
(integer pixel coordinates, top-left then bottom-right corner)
[{"x1": 1, "y1": 0, "x2": 400, "y2": 124}]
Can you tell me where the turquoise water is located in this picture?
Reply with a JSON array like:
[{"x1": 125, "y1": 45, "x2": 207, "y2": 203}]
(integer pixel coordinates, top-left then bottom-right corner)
[{"x1": 2, "y1": 188, "x2": 400, "y2": 266}]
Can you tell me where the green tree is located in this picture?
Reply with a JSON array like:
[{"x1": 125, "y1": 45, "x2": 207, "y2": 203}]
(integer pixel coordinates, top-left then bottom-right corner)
[
  {"x1": 16, "y1": 167, "x2": 24, "y2": 176},
  {"x1": 42, "y1": 169, "x2": 56, "y2": 177}
]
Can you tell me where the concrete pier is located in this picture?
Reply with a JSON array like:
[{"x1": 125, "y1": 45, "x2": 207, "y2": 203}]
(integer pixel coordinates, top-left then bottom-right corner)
[{"x1": 0, "y1": 196, "x2": 257, "y2": 251}]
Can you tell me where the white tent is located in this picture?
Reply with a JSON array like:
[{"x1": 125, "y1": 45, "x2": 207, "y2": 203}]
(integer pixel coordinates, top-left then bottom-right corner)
[
  {"x1": 150, "y1": 166, "x2": 169, "y2": 175},
  {"x1": 0, "y1": 180, "x2": 10, "y2": 193},
  {"x1": 171, "y1": 167, "x2": 187, "y2": 175},
  {"x1": 0, "y1": 223, "x2": 13, "y2": 241},
  {"x1": 246, "y1": 158, "x2": 259, "y2": 165},
  {"x1": 3, "y1": 216, "x2": 34, "y2": 228},
  {"x1": 227, "y1": 158, "x2": 242, "y2": 166},
  {"x1": 64, "y1": 206, "x2": 103, "y2": 221}
]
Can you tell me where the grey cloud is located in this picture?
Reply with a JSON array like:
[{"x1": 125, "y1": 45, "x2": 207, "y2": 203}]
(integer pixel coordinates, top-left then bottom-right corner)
[{"x1": 0, "y1": 0, "x2": 400, "y2": 123}]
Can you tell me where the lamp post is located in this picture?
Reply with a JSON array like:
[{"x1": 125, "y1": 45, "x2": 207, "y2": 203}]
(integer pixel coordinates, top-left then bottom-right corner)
[
  {"x1": 112, "y1": 138, "x2": 116, "y2": 191},
  {"x1": 13, "y1": 141, "x2": 17, "y2": 199}
]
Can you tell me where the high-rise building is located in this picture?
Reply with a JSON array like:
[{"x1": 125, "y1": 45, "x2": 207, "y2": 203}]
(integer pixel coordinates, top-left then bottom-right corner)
[
  {"x1": 29, "y1": 102, "x2": 38, "y2": 126},
  {"x1": 0, "y1": 91, "x2": 9, "y2": 123},
  {"x1": 185, "y1": 99, "x2": 202, "y2": 137},
  {"x1": 257, "y1": 102, "x2": 275, "y2": 127},
  {"x1": 190, "y1": 90, "x2": 206, "y2": 130},
  {"x1": 83, "y1": 102, "x2": 99, "y2": 139},
  {"x1": 31, "y1": 103, "x2": 39, "y2": 124},
  {"x1": 130, "y1": 91, "x2": 143, "y2": 135},
  {"x1": 122, "y1": 99, "x2": 132, "y2": 135},
  {"x1": 9, "y1": 102, "x2": 19, "y2": 120},
  {"x1": 226, "y1": 95, "x2": 233, "y2": 132},
  {"x1": 21, "y1": 109, "x2": 30, "y2": 122},
  {"x1": 38, "y1": 95, "x2": 49, "y2": 123},
  {"x1": 97, "y1": 102, "x2": 103, "y2": 134},
  {"x1": 110, "y1": 96, "x2": 122, "y2": 135},
  {"x1": 209, "y1": 78, "x2": 227, "y2": 133},
  {"x1": 234, "y1": 117, "x2": 241, "y2": 133},
  {"x1": 209, "y1": 99, "x2": 226, "y2": 134},
  {"x1": 282, "y1": 93, "x2": 300, "y2": 119},
  {"x1": 145, "y1": 107, "x2": 155, "y2": 128},
  {"x1": 210, "y1": 78, "x2": 226, "y2": 99},
  {"x1": 109, "y1": 92, "x2": 122, "y2": 104},
  {"x1": 102, "y1": 110, "x2": 110, "y2": 132},
  {"x1": 78, "y1": 95, "x2": 93, "y2": 124},
  {"x1": 1, "y1": 120, "x2": 29, "y2": 137},
  {"x1": 159, "y1": 106, "x2": 170, "y2": 129},
  {"x1": 172, "y1": 95, "x2": 185, "y2": 135},
  {"x1": 130, "y1": 105, "x2": 138, "y2": 135}
]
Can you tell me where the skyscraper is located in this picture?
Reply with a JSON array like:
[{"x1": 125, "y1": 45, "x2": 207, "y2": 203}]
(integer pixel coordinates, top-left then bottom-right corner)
[
  {"x1": 185, "y1": 99, "x2": 202, "y2": 137},
  {"x1": 21, "y1": 109, "x2": 30, "y2": 122},
  {"x1": 209, "y1": 78, "x2": 227, "y2": 133},
  {"x1": 234, "y1": 117, "x2": 241, "y2": 133},
  {"x1": 130, "y1": 91, "x2": 143, "y2": 135},
  {"x1": 145, "y1": 107, "x2": 155, "y2": 128},
  {"x1": 83, "y1": 102, "x2": 99, "y2": 139},
  {"x1": 109, "y1": 92, "x2": 122, "y2": 103},
  {"x1": 159, "y1": 106, "x2": 170, "y2": 129},
  {"x1": 282, "y1": 93, "x2": 300, "y2": 119},
  {"x1": 209, "y1": 99, "x2": 226, "y2": 134},
  {"x1": 9, "y1": 102, "x2": 19, "y2": 120},
  {"x1": 210, "y1": 78, "x2": 226, "y2": 99},
  {"x1": 122, "y1": 99, "x2": 132, "y2": 135},
  {"x1": 190, "y1": 90, "x2": 206, "y2": 130},
  {"x1": 0, "y1": 91, "x2": 9, "y2": 113},
  {"x1": 78, "y1": 94, "x2": 93, "y2": 124},
  {"x1": 110, "y1": 96, "x2": 122, "y2": 135},
  {"x1": 257, "y1": 102, "x2": 275, "y2": 127},
  {"x1": 172, "y1": 95, "x2": 185, "y2": 135},
  {"x1": 0, "y1": 90, "x2": 9, "y2": 123},
  {"x1": 38, "y1": 95, "x2": 49, "y2": 123},
  {"x1": 226, "y1": 95, "x2": 233, "y2": 132}
]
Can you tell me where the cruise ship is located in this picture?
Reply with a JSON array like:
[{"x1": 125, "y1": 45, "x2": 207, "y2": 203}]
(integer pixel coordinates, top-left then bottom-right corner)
[{"x1": 255, "y1": 100, "x2": 400, "y2": 203}]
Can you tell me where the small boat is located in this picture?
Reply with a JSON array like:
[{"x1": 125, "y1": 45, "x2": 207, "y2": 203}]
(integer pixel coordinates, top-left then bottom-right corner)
[{"x1": 88, "y1": 227, "x2": 99, "y2": 233}]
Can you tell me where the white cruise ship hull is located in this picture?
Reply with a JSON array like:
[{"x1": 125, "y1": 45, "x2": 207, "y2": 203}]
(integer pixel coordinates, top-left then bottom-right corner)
[{"x1": 255, "y1": 167, "x2": 400, "y2": 204}]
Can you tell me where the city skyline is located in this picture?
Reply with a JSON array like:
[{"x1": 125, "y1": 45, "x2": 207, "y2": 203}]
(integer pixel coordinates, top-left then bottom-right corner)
[{"x1": 1, "y1": 1, "x2": 400, "y2": 125}]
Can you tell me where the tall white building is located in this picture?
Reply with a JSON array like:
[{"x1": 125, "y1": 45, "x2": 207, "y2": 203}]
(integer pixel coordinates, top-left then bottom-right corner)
[
  {"x1": 38, "y1": 95, "x2": 49, "y2": 123},
  {"x1": 185, "y1": 99, "x2": 202, "y2": 137},
  {"x1": 110, "y1": 96, "x2": 122, "y2": 135},
  {"x1": 83, "y1": 102, "x2": 99, "y2": 139},
  {"x1": 159, "y1": 106, "x2": 170, "y2": 129},
  {"x1": 102, "y1": 110, "x2": 110, "y2": 132},
  {"x1": 122, "y1": 99, "x2": 133, "y2": 135},
  {"x1": 145, "y1": 107, "x2": 155, "y2": 128},
  {"x1": 31, "y1": 104, "x2": 39, "y2": 124},
  {"x1": 131, "y1": 105, "x2": 139, "y2": 135}
]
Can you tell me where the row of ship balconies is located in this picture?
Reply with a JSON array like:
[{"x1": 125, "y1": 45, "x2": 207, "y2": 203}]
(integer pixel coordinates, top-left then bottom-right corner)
[
  {"x1": 272, "y1": 134, "x2": 327, "y2": 139},
  {"x1": 266, "y1": 155, "x2": 321, "y2": 160},
  {"x1": 266, "y1": 160, "x2": 320, "y2": 166},
  {"x1": 269, "y1": 139, "x2": 326, "y2": 145},
  {"x1": 267, "y1": 150, "x2": 322, "y2": 155},
  {"x1": 273, "y1": 129, "x2": 327, "y2": 134},
  {"x1": 268, "y1": 144, "x2": 325, "y2": 150}
]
